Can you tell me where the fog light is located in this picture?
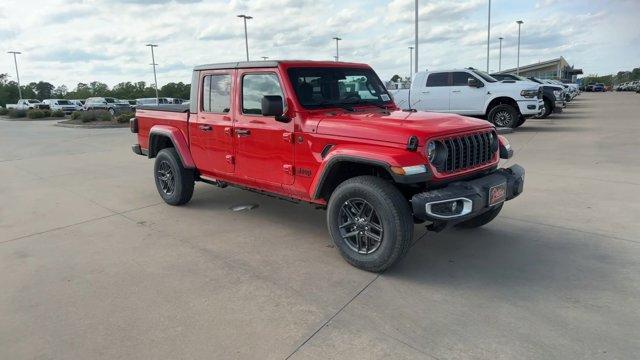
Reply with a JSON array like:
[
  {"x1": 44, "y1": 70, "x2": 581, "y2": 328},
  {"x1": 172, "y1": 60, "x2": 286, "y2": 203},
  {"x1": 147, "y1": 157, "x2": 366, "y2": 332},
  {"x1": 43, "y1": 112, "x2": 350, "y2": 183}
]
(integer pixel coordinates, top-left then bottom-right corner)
[{"x1": 425, "y1": 198, "x2": 473, "y2": 219}]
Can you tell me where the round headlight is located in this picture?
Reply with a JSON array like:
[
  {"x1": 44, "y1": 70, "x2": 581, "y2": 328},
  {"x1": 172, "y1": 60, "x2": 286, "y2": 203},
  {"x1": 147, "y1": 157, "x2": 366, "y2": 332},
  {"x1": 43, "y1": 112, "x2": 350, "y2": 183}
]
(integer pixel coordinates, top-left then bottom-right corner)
[{"x1": 427, "y1": 141, "x2": 437, "y2": 162}]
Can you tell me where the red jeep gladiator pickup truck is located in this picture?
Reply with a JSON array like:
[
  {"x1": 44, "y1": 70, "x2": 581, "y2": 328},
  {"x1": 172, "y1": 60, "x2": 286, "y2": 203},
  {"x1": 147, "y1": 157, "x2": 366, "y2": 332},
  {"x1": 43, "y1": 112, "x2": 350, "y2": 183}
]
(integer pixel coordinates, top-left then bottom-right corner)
[{"x1": 131, "y1": 60, "x2": 524, "y2": 272}]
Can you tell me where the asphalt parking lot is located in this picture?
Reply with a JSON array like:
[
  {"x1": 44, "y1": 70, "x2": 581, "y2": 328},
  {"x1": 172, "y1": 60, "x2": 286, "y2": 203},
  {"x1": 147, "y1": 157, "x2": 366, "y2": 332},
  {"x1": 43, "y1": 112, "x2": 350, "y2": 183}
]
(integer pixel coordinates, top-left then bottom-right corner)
[{"x1": 1, "y1": 92, "x2": 639, "y2": 359}]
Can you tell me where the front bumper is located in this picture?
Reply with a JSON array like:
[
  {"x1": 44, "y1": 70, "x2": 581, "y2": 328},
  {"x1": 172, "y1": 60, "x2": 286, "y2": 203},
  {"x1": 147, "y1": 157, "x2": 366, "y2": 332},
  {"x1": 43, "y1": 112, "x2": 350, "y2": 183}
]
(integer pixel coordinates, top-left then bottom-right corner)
[
  {"x1": 517, "y1": 99, "x2": 543, "y2": 117},
  {"x1": 411, "y1": 165, "x2": 525, "y2": 223},
  {"x1": 554, "y1": 100, "x2": 565, "y2": 112}
]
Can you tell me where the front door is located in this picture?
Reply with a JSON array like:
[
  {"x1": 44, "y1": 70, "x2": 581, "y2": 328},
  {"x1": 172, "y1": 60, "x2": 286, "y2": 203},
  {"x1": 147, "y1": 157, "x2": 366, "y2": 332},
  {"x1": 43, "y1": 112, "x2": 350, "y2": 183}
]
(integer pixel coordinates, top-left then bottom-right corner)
[
  {"x1": 233, "y1": 70, "x2": 294, "y2": 185},
  {"x1": 449, "y1": 72, "x2": 487, "y2": 114},
  {"x1": 190, "y1": 70, "x2": 235, "y2": 176}
]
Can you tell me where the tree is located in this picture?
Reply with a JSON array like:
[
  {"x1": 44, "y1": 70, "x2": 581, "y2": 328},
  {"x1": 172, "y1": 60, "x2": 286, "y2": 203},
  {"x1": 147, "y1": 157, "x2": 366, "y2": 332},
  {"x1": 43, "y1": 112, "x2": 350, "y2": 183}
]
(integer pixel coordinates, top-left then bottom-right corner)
[
  {"x1": 160, "y1": 82, "x2": 190, "y2": 99},
  {"x1": 32, "y1": 81, "x2": 55, "y2": 99},
  {"x1": 390, "y1": 74, "x2": 402, "y2": 83},
  {"x1": 53, "y1": 85, "x2": 68, "y2": 98},
  {"x1": 89, "y1": 81, "x2": 109, "y2": 96}
]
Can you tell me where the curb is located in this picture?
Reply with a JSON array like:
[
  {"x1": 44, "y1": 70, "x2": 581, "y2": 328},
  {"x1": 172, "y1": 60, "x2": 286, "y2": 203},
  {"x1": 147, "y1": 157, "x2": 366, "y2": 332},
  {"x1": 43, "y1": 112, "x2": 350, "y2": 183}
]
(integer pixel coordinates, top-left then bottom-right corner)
[{"x1": 54, "y1": 122, "x2": 129, "y2": 129}]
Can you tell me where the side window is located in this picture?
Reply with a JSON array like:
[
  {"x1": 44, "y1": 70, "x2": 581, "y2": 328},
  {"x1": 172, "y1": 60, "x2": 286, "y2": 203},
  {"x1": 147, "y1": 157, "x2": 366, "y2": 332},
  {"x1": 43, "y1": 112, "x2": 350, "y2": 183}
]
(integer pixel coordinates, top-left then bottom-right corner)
[
  {"x1": 452, "y1": 72, "x2": 475, "y2": 86},
  {"x1": 202, "y1": 74, "x2": 231, "y2": 113},
  {"x1": 426, "y1": 72, "x2": 449, "y2": 87},
  {"x1": 242, "y1": 73, "x2": 283, "y2": 115}
]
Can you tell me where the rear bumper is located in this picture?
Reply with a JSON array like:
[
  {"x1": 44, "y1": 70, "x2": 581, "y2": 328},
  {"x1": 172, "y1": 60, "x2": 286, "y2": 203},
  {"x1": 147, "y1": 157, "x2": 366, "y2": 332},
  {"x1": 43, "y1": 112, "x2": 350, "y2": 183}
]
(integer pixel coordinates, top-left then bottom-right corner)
[
  {"x1": 131, "y1": 144, "x2": 147, "y2": 156},
  {"x1": 411, "y1": 165, "x2": 524, "y2": 223}
]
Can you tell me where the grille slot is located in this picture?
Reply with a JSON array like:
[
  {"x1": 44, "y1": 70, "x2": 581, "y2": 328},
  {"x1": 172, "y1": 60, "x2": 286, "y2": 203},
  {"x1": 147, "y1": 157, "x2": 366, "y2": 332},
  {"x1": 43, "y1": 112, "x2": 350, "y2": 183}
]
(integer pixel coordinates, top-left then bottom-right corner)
[{"x1": 438, "y1": 131, "x2": 495, "y2": 173}]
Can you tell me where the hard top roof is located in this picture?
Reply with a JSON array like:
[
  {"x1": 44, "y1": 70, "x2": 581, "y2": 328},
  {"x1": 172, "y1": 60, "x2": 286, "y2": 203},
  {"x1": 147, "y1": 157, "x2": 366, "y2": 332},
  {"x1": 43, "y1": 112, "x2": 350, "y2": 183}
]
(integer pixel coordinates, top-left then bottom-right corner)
[{"x1": 193, "y1": 60, "x2": 369, "y2": 71}]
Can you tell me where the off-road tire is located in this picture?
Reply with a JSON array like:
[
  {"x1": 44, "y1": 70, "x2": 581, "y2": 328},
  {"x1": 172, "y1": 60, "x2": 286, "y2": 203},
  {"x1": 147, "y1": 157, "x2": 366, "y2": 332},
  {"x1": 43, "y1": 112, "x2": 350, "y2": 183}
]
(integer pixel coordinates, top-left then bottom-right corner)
[
  {"x1": 455, "y1": 204, "x2": 503, "y2": 229},
  {"x1": 327, "y1": 176, "x2": 413, "y2": 272},
  {"x1": 488, "y1": 104, "x2": 519, "y2": 128},
  {"x1": 154, "y1": 148, "x2": 194, "y2": 206}
]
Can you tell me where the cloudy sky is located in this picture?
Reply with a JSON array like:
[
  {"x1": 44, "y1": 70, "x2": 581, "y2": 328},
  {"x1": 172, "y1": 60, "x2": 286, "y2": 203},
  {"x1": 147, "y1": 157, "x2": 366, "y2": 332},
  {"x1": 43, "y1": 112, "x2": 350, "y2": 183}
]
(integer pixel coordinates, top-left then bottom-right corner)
[{"x1": 1, "y1": 0, "x2": 639, "y2": 89}]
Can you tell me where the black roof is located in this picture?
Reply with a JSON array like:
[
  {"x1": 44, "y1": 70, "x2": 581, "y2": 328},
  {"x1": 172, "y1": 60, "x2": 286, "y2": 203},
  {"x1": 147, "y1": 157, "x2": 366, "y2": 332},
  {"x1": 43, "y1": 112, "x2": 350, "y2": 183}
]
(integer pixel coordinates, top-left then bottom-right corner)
[{"x1": 193, "y1": 61, "x2": 279, "y2": 71}]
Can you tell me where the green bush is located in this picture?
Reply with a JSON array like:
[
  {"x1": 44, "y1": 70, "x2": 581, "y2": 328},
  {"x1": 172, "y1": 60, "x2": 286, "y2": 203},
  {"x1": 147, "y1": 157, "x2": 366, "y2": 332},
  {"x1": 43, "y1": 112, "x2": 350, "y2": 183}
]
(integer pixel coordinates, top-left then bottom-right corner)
[
  {"x1": 80, "y1": 110, "x2": 112, "y2": 123},
  {"x1": 115, "y1": 112, "x2": 134, "y2": 123},
  {"x1": 0, "y1": 107, "x2": 8, "y2": 115},
  {"x1": 27, "y1": 109, "x2": 45, "y2": 119},
  {"x1": 51, "y1": 109, "x2": 65, "y2": 118},
  {"x1": 70, "y1": 111, "x2": 82, "y2": 120},
  {"x1": 8, "y1": 109, "x2": 27, "y2": 118},
  {"x1": 42, "y1": 109, "x2": 52, "y2": 117}
]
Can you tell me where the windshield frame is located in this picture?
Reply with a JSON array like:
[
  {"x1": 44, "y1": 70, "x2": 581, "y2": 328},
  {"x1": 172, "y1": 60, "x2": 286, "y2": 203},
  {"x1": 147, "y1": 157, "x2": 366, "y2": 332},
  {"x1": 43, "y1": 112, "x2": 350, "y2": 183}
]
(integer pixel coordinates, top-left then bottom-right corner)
[{"x1": 286, "y1": 66, "x2": 393, "y2": 110}]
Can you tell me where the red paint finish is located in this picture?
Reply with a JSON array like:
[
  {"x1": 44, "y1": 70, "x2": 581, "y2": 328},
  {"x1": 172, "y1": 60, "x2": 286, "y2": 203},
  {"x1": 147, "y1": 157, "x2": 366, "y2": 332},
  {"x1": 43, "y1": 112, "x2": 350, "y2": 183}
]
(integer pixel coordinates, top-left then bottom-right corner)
[{"x1": 134, "y1": 60, "x2": 500, "y2": 204}]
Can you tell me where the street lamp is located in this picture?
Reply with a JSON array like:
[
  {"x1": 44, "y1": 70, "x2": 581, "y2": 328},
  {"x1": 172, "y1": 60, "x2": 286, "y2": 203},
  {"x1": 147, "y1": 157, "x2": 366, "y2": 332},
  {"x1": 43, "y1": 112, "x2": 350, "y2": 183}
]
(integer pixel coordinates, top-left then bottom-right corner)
[
  {"x1": 408, "y1": 46, "x2": 414, "y2": 81},
  {"x1": 498, "y1": 37, "x2": 503, "y2": 71},
  {"x1": 414, "y1": 0, "x2": 419, "y2": 73},
  {"x1": 237, "y1": 14, "x2": 253, "y2": 61},
  {"x1": 146, "y1": 44, "x2": 159, "y2": 104},
  {"x1": 516, "y1": 20, "x2": 524, "y2": 75},
  {"x1": 486, "y1": 0, "x2": 491, "y2": 72},
  {"x1": 332, "y1": 37, "x2": 342, "y2": 61},
  {"x1": 7, "y1": 51, "x2": 22, "y2": 100}
]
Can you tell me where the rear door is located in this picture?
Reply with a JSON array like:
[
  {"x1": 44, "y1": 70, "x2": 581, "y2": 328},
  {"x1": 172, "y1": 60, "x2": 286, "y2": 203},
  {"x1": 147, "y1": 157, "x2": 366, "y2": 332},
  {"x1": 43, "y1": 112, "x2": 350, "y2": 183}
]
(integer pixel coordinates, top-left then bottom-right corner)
[
  {"x1": 418, "y1": 72, "x2": 450, "y2": 111},
  {"x1": 190, "y1": 70, "x2": 235, "y2": 175},
  {"x1": 233, "y1": 70, "x2": 294, "y2": 185},
  {"x1": 449, "y1": 71, "x2": 486, "y2": 114}
]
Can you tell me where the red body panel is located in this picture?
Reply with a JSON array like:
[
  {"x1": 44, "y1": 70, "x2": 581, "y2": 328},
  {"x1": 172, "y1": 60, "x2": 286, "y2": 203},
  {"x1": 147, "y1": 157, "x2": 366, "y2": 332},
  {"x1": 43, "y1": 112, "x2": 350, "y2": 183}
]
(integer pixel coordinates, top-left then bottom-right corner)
[{"x1": 135, "y1": 60, "x2": 499, "y2": 204}]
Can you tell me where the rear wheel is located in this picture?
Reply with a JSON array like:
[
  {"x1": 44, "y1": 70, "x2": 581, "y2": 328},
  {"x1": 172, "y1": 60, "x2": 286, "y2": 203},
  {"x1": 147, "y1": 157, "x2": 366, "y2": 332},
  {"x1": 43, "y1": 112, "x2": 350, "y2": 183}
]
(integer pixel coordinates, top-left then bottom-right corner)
[
  {"x1": 455, "y1": 204, "x2": 503, "y2": 229},
  {"x1": 327, "y1": 176, "x2": 413, "y2": 272},
  {"x1": 154, "y1": 148, "x2": 194, "y2": 206},
  {"x1": 488, "y1": 104, "x2": 518, "y2": 128}
]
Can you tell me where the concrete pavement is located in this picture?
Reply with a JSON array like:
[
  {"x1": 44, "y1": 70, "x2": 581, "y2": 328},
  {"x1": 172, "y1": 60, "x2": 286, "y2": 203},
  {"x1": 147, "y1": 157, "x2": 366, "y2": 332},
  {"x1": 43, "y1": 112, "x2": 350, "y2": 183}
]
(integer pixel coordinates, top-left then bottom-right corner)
[{"x1": 1, "y1": 92, "x2": 639, "y2": 359}]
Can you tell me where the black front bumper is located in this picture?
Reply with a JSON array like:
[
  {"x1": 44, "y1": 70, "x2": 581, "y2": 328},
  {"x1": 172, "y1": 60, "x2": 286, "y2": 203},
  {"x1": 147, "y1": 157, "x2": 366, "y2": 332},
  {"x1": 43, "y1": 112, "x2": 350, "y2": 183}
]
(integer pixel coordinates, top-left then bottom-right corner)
[{"x1": 411, "y1": 165, "x2": 525, "y2": 223}]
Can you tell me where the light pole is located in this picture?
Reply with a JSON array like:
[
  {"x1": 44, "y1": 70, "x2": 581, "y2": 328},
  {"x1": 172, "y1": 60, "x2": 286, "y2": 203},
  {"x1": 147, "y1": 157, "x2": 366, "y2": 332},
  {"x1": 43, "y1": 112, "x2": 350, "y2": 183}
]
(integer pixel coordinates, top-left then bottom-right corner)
[
  {"x1": 414, "y1": 0, "x2": 419, "y2": 73},
  {"x1": 146, "y1": 44, "x2": 159, "y2": 104},
  {"x1": 408, "y1": 46, "x2": 414, "y2": 81},
  {"x1": 516, "y1": 20, "x2": 524, "y2": 75},
  {"x1": 486, "y1": 0, "x2": 491, "y2": 72},
  {"x1": 498, "y1": 37, "x2": 503, "y2": 71},
  {"x1": 332, "y1": 37, "x2": 341, "y2": 61},
  {"x1": 7, "y1": 51, "x2": 22, "y2": 100},
  {"x1": 237, "y1": 14, "x2": 252, "y2": 61}
]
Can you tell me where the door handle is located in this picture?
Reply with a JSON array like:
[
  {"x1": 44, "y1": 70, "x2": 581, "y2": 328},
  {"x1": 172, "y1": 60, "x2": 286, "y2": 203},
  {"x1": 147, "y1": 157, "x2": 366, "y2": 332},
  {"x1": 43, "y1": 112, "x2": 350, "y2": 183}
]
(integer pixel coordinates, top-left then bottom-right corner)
[
  {"x1": 421, "y1": 91, "x2": 430, "y2": 94},
  {"x1": 451, "y1": 90, "x2": 461, "y2": 93},
  {"x1": 199, "y1": 124, "x2": 212, "y2": 131},
  {"x1": 236, "y1": 129, "x2": 251, "y2": 137}
]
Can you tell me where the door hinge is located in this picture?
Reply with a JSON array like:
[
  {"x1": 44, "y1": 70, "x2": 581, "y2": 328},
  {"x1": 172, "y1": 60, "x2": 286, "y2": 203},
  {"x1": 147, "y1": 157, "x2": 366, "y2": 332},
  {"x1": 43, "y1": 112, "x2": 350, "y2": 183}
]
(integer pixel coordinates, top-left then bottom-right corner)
[
  {"x1": 283, "y1": 164, "x2": 294, "y2": 175},
  {"x1": 225, "y1": 155, "x2": 235, "y2": 164},
  {"x1": 283, "y1": 132, "x2": 294, "y2": 143}
]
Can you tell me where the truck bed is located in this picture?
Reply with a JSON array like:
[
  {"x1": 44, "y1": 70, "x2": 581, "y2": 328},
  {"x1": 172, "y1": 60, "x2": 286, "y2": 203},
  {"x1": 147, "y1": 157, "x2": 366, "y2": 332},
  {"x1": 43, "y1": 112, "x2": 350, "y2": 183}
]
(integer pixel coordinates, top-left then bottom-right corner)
[{"x1": 135, "y1": 108, "x2": 190, "y2": 152}]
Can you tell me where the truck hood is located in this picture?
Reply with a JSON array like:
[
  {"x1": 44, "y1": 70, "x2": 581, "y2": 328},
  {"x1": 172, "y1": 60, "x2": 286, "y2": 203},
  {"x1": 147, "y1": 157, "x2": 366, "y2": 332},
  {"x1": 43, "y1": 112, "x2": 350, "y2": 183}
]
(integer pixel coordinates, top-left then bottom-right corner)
[{"x1": 316, "y1": 109, "x2": 492, "y2": 145}]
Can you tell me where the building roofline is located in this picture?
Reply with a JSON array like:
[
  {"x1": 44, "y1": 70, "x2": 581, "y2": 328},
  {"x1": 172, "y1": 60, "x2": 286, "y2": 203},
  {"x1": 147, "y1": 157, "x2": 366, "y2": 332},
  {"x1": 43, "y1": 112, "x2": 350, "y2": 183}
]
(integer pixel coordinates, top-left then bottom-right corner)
[{"x1": 497, "y1": 56, "x2": 568, "y2": 74}]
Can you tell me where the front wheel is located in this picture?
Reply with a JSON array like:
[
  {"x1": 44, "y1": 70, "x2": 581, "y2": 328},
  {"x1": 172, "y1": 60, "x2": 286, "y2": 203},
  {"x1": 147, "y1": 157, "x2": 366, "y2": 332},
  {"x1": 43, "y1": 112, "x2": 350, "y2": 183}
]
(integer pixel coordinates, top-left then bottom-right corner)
[
  {"x1": 327, "y1": 176, "x2": 413, "y2": 272},
  {"x1": 154, "y1": 148, "x2": 194, "y2": 206},
  {"x1": 455, "y1": 204, "x2": 503, "y2": 229},
  {"x1": 488, "y1": 104, "x2": 519, "y2": 128}
]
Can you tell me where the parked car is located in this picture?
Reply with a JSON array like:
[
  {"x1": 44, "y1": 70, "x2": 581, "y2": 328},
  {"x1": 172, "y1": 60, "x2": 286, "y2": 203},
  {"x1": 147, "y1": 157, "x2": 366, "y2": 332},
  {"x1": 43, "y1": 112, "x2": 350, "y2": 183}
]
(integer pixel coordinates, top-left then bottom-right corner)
[
  {"x1": 389, "y1": 68, "x2": 543, "y2": 128},
  {"x1": 69, "y1": 99, "x2": 85, "y2": 111},
  {"x1": 42, "y1": 99, "x2": 77, "y2": 114},
  {"x1": 593, "y1": 83, "x2": 605, "y2": 92},
  {"x1": 130, "y1": 60, "x2": 525, "y2": 272},
  {"x1": 6, "y1": 99, "x2": 50, "y2": 110},
  {"x1": 491, "y1": 74, "x2": 564, "y2": 118},
  {"x1": 84, "y1": 97, "x2": 131, "y2": 115}
]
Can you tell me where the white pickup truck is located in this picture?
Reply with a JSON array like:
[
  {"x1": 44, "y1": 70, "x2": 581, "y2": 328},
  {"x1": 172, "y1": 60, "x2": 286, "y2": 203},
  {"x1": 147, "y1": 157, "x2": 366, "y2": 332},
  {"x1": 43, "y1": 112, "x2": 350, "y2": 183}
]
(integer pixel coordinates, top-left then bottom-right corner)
[
  {"x1": 6, "y1": 99, "x2": 51, "y2": 110},
  {"x1": 389, "y1": 68, "x2": 544, "y2": 128},
  {"x1": 42, "y1": 99, "x2": 77, "y2": 114}
]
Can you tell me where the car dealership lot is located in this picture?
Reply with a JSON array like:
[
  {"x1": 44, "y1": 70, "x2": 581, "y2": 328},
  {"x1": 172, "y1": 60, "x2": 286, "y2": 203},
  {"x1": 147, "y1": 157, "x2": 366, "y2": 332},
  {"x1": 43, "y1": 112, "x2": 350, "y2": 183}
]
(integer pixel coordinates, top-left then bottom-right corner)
[{"x1": 1, "y1": 92, "x2": 639, "y2": 359}]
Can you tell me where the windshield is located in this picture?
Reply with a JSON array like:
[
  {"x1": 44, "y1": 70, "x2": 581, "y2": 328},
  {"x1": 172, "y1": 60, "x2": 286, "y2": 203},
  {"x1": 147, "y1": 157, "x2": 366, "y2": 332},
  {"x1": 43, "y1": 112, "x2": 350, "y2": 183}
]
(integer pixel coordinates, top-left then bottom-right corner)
[
  {"x1": 27, "y1": 99, "x2": 40, "y2": 103},
  {"x1": 105, "y1": 98, "x2": 116, "y2": 103},
  {"x1": 471, "y1": 70, "x2": 497, "y2": 83},
  {"x1": 287, "y1": 67, "x2": 392, "y2": 109},
  {"x1": 58, "y1": 100, "x2": 70, "y2": 105}
]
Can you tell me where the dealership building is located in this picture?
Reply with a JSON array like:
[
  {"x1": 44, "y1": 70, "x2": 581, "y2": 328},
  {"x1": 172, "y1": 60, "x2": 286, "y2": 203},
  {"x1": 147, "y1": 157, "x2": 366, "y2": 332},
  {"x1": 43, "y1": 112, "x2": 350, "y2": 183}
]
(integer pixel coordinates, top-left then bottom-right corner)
[{"x1": 497, "y1": 56, "x2": 583, "y2": 82}]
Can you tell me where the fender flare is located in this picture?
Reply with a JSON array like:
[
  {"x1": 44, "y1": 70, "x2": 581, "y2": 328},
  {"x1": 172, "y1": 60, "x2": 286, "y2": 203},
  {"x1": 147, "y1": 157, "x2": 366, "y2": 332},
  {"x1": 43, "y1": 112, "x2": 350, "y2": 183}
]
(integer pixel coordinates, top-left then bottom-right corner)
[
  {"x1": 148, "y1": 125, "x2": 195, "y2": 168},
  {"x1": 310, "y1": 145, "x2": 429, "y2": 199}
]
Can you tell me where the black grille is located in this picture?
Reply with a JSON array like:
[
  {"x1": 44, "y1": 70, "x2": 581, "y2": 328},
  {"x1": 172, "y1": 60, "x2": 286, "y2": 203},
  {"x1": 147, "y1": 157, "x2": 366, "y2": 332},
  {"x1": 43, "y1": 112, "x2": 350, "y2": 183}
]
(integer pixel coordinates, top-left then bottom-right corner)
[{"x1": 437, "y1": 131, "x2": 495, "y2": 173}]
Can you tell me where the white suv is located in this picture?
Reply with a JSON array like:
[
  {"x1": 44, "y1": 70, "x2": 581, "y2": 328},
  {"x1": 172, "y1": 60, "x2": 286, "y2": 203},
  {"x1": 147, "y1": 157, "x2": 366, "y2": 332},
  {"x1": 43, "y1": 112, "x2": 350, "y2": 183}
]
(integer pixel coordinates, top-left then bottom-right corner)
[
  {"x1": 389, "y1": 69, "x2": 544, "y2": 128},
  {"x1": 42, "y1": 99, "x2": 77, "y2": 114}
]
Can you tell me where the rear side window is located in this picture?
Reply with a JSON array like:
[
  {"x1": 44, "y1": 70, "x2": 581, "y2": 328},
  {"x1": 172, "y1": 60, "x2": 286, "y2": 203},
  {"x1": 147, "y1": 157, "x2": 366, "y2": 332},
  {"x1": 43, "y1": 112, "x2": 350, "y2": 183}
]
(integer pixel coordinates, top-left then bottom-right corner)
[
  {"x1": 242, "y1": 73, "x2": 283, "y2": 115},
  {"x1": 202, "y1": 74, "x2": 231, "y2": 113},
  {"x1": 426, "y1": 73, "x2": 449, "y2": 87},
  {"x1": 452, "y1": 72, "x2": 475, "y2": 86}
]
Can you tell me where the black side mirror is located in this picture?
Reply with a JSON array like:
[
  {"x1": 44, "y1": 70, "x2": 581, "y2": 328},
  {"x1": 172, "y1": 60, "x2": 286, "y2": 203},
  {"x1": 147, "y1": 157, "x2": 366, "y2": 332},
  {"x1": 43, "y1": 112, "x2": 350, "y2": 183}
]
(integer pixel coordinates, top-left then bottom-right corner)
[
  {"x1": 261, "y1": 95, "x2": 289, "y2": 122},
  {"x1": 468, "y1": 78, "x2": 483, "y2": 88}
]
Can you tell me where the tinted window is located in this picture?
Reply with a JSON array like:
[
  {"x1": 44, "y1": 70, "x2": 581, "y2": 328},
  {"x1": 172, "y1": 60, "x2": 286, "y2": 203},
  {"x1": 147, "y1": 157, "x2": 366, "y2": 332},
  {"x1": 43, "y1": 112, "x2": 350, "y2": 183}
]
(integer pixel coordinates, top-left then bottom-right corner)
[
  {"x1": 242, "y1": 73, "x2": 283, "y2": 115},
  {"x1": 202, "y1": 74, "x2": 231, "y2": 113},
  {"x1": 426, "y1": 73, "x2": 449, "y2": 87},
  {"x1": 452, "y1": 72, "x2": 475, "y2": 86}
]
